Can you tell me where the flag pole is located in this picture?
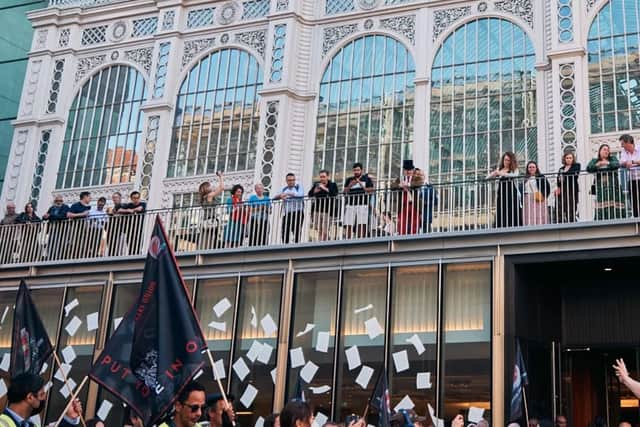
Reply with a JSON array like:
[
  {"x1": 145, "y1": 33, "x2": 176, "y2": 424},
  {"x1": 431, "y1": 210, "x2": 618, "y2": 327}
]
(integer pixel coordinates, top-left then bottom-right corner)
[
  {"x1": 54, "y1": 376, "x2": 89, "y2": 427},
  {"x1": 206, "y1": 348, "x2": 236, "y2": 427},
  {"x1": 52, "y1": 351, "x2": 87, "y2": 427},
  {"x1": 361, "y1": 402, "x2": 370, "y2": 420},
  {"x1": 522, "y1": 385, "x2": 530, "y2": 427}
]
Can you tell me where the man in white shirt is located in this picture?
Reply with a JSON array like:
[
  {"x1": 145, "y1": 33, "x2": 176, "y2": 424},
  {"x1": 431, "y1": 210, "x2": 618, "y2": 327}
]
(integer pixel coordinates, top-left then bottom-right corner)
[
  {"x1": 88, "y1": 197, "x2": 108, "y2": 256},
  {"x1": 620, "y1": 134, "x2": 640, "y2": 216},
  {"x1": 275, "y1": 173, "x2": 305, "y2": 243}
]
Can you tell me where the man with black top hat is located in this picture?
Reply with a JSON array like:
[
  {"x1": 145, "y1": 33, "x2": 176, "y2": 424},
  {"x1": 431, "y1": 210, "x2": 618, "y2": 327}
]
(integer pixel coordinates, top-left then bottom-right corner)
[
  {"x1": 391, "y1": 160, "x2": 424, "y2": 235},
  {"x1": 205, "y1": 393, "x2": 237, "y2": 427}
]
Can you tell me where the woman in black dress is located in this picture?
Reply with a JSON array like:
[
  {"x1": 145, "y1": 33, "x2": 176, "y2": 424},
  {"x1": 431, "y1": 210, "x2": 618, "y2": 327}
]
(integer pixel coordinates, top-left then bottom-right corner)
[
  {"x1": 488, "y1": 151, "x2": 522, "y2": 228},
  {"x1": 555, "y1": 151, "x2": 581, "y2": 223}
]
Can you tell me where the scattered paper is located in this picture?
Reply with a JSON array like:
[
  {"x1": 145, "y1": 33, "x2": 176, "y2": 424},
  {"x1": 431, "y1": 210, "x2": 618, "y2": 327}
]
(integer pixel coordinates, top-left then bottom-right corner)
[
  {"x1": 40, "y1": 362, "x2": 48, "y2": 374},
  {"x1": 256, "y1": 417, "x2": 265, "y2": 427},
  {"x1": 44, "y1": 381, "x2": 52, "y2": 393},
  {"x1": 65, "y1": 316, "x2": 82, "y2": 337},
  {"x1": 87, "y1": 312, "x2": 99, "y2": 332},
  {"x1": 213, "y1": 359, "x2": 226, "y2": 380},
  {"x1": 313, "y1": 413, "x2": 328, "y2": 427},
  {"x1": 0, "y1": 353, "x2": 9, "y2": 372},
  {"x1": 316, "y1": 331, "x2": 330, "y2": 353},
  {"x1": 240, "y1": 384, "x2": 258, "y2": 408},
  {"x1": 0, "y1": 379, "x2": 5, "y2": 398},
  {"x1": 54, "y1": 363, "x2": 72, "y2": 382},
  {"x1": 257, "y1": 343, "x2": 273, "y2": 364},
  {"x1": 394, "y1": 395, "x2": 415, "y2": 412},
  {"x1": 59, "y1": 378, "x2": 77, "y2": 398},
  {"x1": 392, "y1": 350, "x2": 410, "y2": 373},
  {"x1": 355, "y1": 365, "x2": 374, "y2": 389},
  {"x1": 406, "y1": 334, "x2": 425, "y2": 355},
  {"x1": 468, "y1": 407, "x2": 485, "y2": 423},
  {"x1": 114, "y1": 317, "x2": 123, "y2": 330},
  {"x1": 290, "y1": 347, "x2": 305, "y2": 368},
  {"x1": 213, "y1": 298, "x2": 232, "y2": 318},
  {"x1": 247, "y1": 341, "x2": 263, "y2": 363},
  {"x1": 300, "y1": 361, "x2": 319, "y2": 383},
  {"x1": 345, "y1": 346, "x2": 361, "y2": 371},
  {"x1": 354, "y1": 304, "x2": 373, "y2": 314},
  {"x1": 416, "y1": 372, "x2": 432, "y2": 390},
  {"x1": 64, "y1": 298, "x2": 79, "y2": 317},
  {"x1": 1, "y1": 306, "x2": 8, "y2": 324},
  {"x1": 97, "y1": 400, "x2": 113, "y2": 421},
  {"x1": 208, "y1": 320, "x2": 226, "y2": 332},
  {"x1": 310, "y1": 385, "x2": 331, "y2": 394},
  {"x1": 364, "y1": 317, "x2": 384, "y2": 340},
  {"x1": 194, "y1": 369, "x2": 204, "y2": 380},
  {"x1": 233, "y1": 358, "x2": 250, "y2": 381},
  {"x1": 271, "y1": 367, "x2": 277, "y2": 384},
  {"x1": 61, "y1": 345, "x2": 77, "y2": 364},
  {"x1": 296, "y1": 323, "x2": 315, "y2": 337},
  {"x1": 29, "y1": 415, "x2": 41, "y2": 426},
  {"x1": 250, "y1": 306, "x2": 258, "y2": 327},
  {"x1": 261, "y1": 314, "x2": 278, "y2": 336}
]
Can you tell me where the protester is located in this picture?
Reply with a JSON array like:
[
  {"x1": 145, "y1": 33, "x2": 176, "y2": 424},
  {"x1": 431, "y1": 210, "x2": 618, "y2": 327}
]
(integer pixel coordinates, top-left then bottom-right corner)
[
  {"x1": 159, "y1": 381, "x2": 207, "y2": 427},
  {"x1": 451, "y1": 415, "x2": 464, "y2": 427},
  {"x1": 619, "y1": 134, "x2": 640, "y2": 217},
  {"x1": 489, "y1": 151, "x2": 522, "y2": 228},
  {"x1": 280, "y1": 401, "x2": 313, "y2": 427},
  {"x1": 247, "y1": 183, "x2": 271, "y2": 246},
  {"x1": 224, "y1": 184, "x2": 248, "y2": 248},
  {"x1": 106, "y1": 192, "x2": 125, "y2": 256},
  {"x1": 199, "y1": 172, "x2": 225, "y2": 206},
  {"x1": 555, "y1": 150, "x2": 580, "y2": 223},
  {"x1": 118, "y1": 191, "x2": 147, "y2": 255},
  {"x1": 206, "y1": 393, "x2": 237, "y2": 427},
  {"x1": 308, "y1": 169, "x2": 339, "y2": 241},
  {"x1": 123, "y1": 406, "x2": 144, "y2": 427},
  {"x1": 88, "y1": 197, "x2": 108, "y2": 256},
  {"x1": 275, "y1": 173, "x2": 305, "y2": 244},
  {"x1": 587, "y1": 143, "x2": 625, "y2": 220},
  {"x1": 522, "y1": 161, "x2": 550, "y2": 226},
  {"x1": 343, "y1": 163, "x2": 374, "y2": 238},
  {"x1": 0, "y1": 372, "x2": 81, "y2": 427},
  {"x1": 392, "y1": 160, "x2": 423, "y2": 235}
]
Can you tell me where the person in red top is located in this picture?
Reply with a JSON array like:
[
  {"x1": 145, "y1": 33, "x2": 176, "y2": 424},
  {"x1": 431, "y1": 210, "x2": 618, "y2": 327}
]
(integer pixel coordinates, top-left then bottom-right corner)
[{"x1": 224, "y1": 184, "x2": 248, "y2": 248}]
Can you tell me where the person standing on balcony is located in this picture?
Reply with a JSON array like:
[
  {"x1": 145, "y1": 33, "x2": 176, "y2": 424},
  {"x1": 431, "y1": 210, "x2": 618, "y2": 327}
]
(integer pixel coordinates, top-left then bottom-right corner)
[
  {"x1": 521, "y1": 161, "x2": 550, "y2": 226},
  {"x1": 275, "y1": 173, "x2": 305, "y2": 243},
  {"x1": 88, "y1": 197, "x2": 108, "y2": 257},
  {"x1": 1, "y1": 202, "x2": 17, "y2": 225},
  {"x1": 587, "y1": 144, "x2": 625, "y2": 220},
  {"x1": 489, "y1": 152, "x2": 522, "y2": 228},
  {"x1": 16, "y1": 202, "x2": 42, "y2": 263},
  {"x1": 198, "y1": 172, "x2": 225, "y2": 249},
  {"x1": 42, "y1": 195, "x2": 69, "y2": 260},
  {"x1": 555, "y1": 150, "x2": 581, "y2": 223},
  {"x1": 0, "y1": 202, "x2": 19, "y2": 264},
  {"x1": 619, "y1": 134, "x2": 640, "y2": 217},
  {"x1": 248, "y1": 183, "x2": 271, "y2": 246},
  {"x1": 224, "y1": 184, "x2": 248, "y2": 248},
  {"x1": 118, "y1": 191, "x2": 147, "y2": 255},
  {"x1": 416, "y1": 168, "x2": 438, "y2": 233},
  {"x1": 308, "y1": 169, "x2": 339, "y2": 241},
  {"x1": 391, "y1": 160, "x2": 423, "y2": 235},
  {"x1": 67, "y1": 191, "x2": 92, "y2": 259},
  {"x1": 343, "y1": 163, "x2": 374, "y2": 238},
  {"x1": 106, "y1": 191, "x2": 125, "y2": 256}
]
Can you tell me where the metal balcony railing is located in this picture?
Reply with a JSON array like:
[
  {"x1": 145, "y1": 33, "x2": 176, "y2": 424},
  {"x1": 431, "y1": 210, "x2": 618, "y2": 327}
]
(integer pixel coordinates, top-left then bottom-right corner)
[{"x1": 0, "y1": 170, "x2": 637, "y2": 266}]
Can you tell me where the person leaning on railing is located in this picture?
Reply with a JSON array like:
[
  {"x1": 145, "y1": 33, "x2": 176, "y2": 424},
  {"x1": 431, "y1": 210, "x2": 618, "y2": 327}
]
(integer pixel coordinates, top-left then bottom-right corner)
[
  {"x1": 488, "y1": 151, "x2": 522, "y2": 228},
  {"x1": 619, "y1": 133, "x2": 640, "y2": 217},
  {"x1": 66, "y1": 191, "x2": 92, "y2": 260},
  {"x1": 117, "y1": 191, "x2": 147, "y2": 255},
  {"x1": 15, "y1": 202, "x2": 42, "y2": 263},
  {"x1": 275, "y1": 173, "x2": 305, "y2": 244},
  {"x1": 308, "y1": 169, "x2": 339, "y2": 241},
  {"x1": 224, "y1": 184, "x2": 248, "y2": 248},
  {"x1": 198, "y1": 172, "x2": 225, "y2": 250},
  {"x1": 555, "y1": 150, "x2": 581, "y2": 223},
  {"x1": 391, "y1": 159, "x2": 423, "y2": 235},
  {"x1": 521, "y1": 161, "x2": 550, "y2": 226},
  {"x1": 247, "y1": 183, "x2": 271, "y2": 246},
  {"x1": 587, "y1": 143, "x2": 626, "y2": 221},
  {"x1": 42, "y1": 195, "x2": 69, "y2": 260}
]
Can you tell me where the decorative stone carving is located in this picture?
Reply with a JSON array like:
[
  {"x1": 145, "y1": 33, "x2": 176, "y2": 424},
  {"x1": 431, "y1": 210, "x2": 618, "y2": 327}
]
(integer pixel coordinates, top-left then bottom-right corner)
[
  {"x1": 586, "y1": 0, "x2": 597, "y2": 12},
  {"x1": 52, "y1": 183, "x2": 134, "y2": 206},
  {"x1": 322, "y1": 23, "x2": 358, "y2": 56},
  {"x1": 433, "y1": 6, "x2": 471, "y2": 41},
  {"x1": 221, "y1": 33, "x2": 230, "y2": 44},
  {"x1": 478, "y1": 2, "x2": 488, "y2": 12},
  {"x1": 125, "y1": 47, "x2": 154, "y2": 74},
  {"x1": 276, "y1": 0, "x2": 289, "y2": 11},
  {"x1": 35, "y1": 29, "x2": 48, "y2": 50},
  {"x1": 235, "y1": 30, "x2": 266, "y2": 57},
  {"x1": 5, "y1": 130, "x2": 29, "y2": 202},
  {"x1": 260, "y1": 101, "x2": 279, "y2": 190},
  {"x1": 182, "y1": 38, "x2": 215, "y2": 68},
  {"x1": 21, "y1": 60, "x2": 42, "y2": 117},
  {"x1": 58, "y1": 29, "x2": 70, "y2": 48},
  {"x1": 380, "y1": 15, "x2": 416, "y2": 45},
  {"x1": 161, "y1": 172, "x2": 254, "y2": 208},
  {"x1": 558, "y1": 63, "x2": 577, "y2": 153},
  {"x1": 495, "y1": 0, "x2": 534, "y2": 27},
  {"x1": 154, "y1": 42, "x2": 171, "y2": 98},
  {"x1": 139, "y1": 116, "x2": 160, "y2": 200},
  {"x1": 162, "y1": 10, "x2": 176, "y2": 31},
  {"x1": 270, "y1": 24, "x2": 286, "y2": 83},
  {"x1": 75, "y1": 54, "x2": 107, "y2": 82},
  {"x1": 218, "y1": 1, "x2": 240, "y2": 25},
  {"x1": 364, "y1": 19, "x2": 374, "y2": 30},
  {"x1": 111, "y1": 21, "x2": 127, "y2": 41},
  {"x1": 111, "y1": 50, "x2": 120, "y2": 60},
  {"x1": 46, "y1": 60, "x2": 65, "y2": 114},
  {"x1": 358, "y1": 0, "x2": 379, "y2": 9},
  {"x1": 30, "y1": 130, "x2": 52, "y2": 208}
]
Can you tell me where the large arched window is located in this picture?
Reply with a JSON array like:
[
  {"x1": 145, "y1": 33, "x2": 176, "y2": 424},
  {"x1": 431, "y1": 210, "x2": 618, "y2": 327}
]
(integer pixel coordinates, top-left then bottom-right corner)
[
  {"x1": 57, "y1": 65, "x2": 147, "y2": 189},
  {"x1": 588, "y1": 0, "x2": 640, "y2": 134},
  {"x1": 314, "y1": 35, "x2": 416, "y2": 185},
  {"x1": 168, "y1": 48, "x2": 262, "y2": 177},
  {"x1": 430, "y1": 18, "x2": 537, "y2": 184}
]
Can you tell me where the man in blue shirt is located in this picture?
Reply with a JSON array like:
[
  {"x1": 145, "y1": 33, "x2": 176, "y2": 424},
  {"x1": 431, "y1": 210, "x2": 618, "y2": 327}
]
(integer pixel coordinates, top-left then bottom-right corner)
[
  {"x1": 275, "y1": 173, "x2": 304, "y2": 243},
  {"x1": 66, "y1": 191, "x2": 92, "y2": 259},
  {"x1": 42, "y1": 195, "x2": 70, "y2": 260}
]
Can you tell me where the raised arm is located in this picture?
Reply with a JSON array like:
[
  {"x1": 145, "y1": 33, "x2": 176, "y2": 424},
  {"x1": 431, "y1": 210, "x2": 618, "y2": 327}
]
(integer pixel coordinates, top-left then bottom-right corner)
[{"x1": 614, "y1": 358, "x2": 640, "y2": 398}]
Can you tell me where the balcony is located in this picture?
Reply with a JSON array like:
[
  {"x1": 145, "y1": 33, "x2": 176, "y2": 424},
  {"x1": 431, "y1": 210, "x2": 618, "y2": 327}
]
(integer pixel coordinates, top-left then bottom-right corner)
[
  {"x1": 48, "y1": 0, "x2": 122, "y2": 8},
  {"x1": 0, "y1": 170, "x2": 637, "y2": 266}
]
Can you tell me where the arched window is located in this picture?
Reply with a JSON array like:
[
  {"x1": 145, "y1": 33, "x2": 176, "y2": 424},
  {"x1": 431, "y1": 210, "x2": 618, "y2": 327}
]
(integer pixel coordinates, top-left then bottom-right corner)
[
  {"x1": 430, "y1": 18, "x2": 537, "y2": 184},
  {"x1": 168, "y1": 48, "x2": 262, "y2": 177},
  {"x1": 314, "y1": 35, "x2": 416, "y2": 186},
  {"x1": 57, "y1": 65, "x2": 147, "y2": 189},
  {"x1": 588, "y1": 0, "x2": 640, "y2": 134}
]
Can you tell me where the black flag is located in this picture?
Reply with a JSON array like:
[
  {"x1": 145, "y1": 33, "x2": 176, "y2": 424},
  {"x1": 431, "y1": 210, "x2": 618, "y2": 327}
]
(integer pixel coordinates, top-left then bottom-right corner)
[
  {"x1": 292, "y1": 374, "x2": 306, "y2": 402},
  {"x1": 369, "y1": 370, "x2": 392, "y2": 427},
  {"x1": 89, "y1": 216, "x2": 206, "y2": 426},
  {"x1": 10, "y1": 280, "x2": 53, "y2": 376}
]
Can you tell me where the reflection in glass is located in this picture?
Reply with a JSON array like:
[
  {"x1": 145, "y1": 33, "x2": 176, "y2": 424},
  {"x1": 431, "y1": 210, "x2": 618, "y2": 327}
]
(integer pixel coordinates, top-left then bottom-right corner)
[
  {"x1": 430, "y1": 18, "x2": 537, "y2": 183},
  {"x1": 230, "y1": 275, "x2": 283, "y2": 427},
  {"x1": 314, "y1": 35, "x2": 415, "y2": 186},
  {"x1": 389, "y1": 265, "x2": 438, "y2": 411},
  {"x1": 441, "y1": 263, "x2": 491, "y2": 421},
  {"x1": 57, "y1": 66, "x2": 147, "y2": 189},
  {"x1": 168, "y1": 49, "x2": 263, "y2": 177},
  {"x1": 287, "y1": 271, "x2": 339, "y2": 416},
  {"x1": 588, "y1": 0, "x2": 640, "y2": 134},
  {"x1": 46, "y1": 285, "x2": 104, "y2": 424},
  {"x1": 335, "y1": 268, "x2": 387, "y2": 421}
]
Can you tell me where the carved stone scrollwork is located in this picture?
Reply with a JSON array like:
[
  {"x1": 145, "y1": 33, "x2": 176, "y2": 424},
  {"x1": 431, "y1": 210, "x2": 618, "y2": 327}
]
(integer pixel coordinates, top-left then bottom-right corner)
[
  {"x1": 235, "y1": 30, "x2": 266, "y2": 58},
  {"x1": 323, "y1": 23, "x2": 358, "y2": 56},
  {"x1": 125, "y1": 47, "x2": 154, "y2": 74},
  {"x1": 433, "y1": 6, "x2": 471, "y2": 41},
  {"x1": 162, "y1": 10, "x2": 176, "y2": 31},
  {"x1": 35, "y1": 29, "x2": 48, "y2": 50},
  {"x1": 182, "y1": 38, "x2": 216, "y2": 68},
  {"x1": 276, "y1": 0, "x2": 289, "y2": 11},
  {"x1": 5, "y1": 130, "x2": 28, "y2": 202},
  {"x1": 139, "y1": 116, "x2": 160, "y2": 200},
  {"x1": 586, "y1": 0, "x2": 597, "y2": 12},
  {"x1": 161, "y1": 172, "x2": 254, "y2": 208},
  {"x1": 75, "y1": 54, "x2": 107, "y2": 82},
  {"x1": 21, "y1": 60, "x2": 42, "y2": 117},
  {"x1": 494, "y1": 0, "x2": 534, "y2": 27},
  {"x1": 380, "y1": 15, "x2": 416, "y2": 45}
]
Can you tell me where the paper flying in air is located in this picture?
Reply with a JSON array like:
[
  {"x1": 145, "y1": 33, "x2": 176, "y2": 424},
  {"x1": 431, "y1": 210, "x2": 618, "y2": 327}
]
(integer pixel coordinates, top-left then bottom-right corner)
[
  {"x1": 313, "y1": 413, "x2": 329, "y2": 427},
  {"x1": 61, "y1": 345, "x2": 77, "y2": 364},
  {"x1": 406, "y1": 334, "x2": 425, "y2": 355},
  {"x1": 345, "y1": 346, "x2": 361, "y2": 371},
  {"x1": 257, "y1": 343, "x2": 273, "y2": 364},
  {"x1": 247, "y1": 341, "x2": 263, "y2": 363},
  {"x1": 289, "y1": 347, "x2": 305, "y2": 368},
  {"x1": 261, "y1": 314, "x2": 278, "y2": 336},
  {"x1": 394, "y1": 395, "x2": 415, "y2": 412},
  {"x1": 208, "y1": 320, "x2": 227, "y2": 332},
  {"x1": 392, "y1": 350, "x2": 410, "y2": 373},
  {"x1": 65, "y1": 316, "x2": 82, "y2": 337},
  {"x1": 416, "y1": 372, "x2": 432, "y2": 390},
  {"x1": 59, "y1": 378, "x2": 77, "y2": 399},
  {"x1": 63, "y1": 298, "x2": 79, "y2": 317},
  {"x1": 355, "y1": 365, "x2": 374, "y2": 389},
  {"x1": 54, "y1": 363, "x2": 72, "y2": 382},
  {"x1": 233, "y1": 358, "x2": 250, "y2": 381},
  {"x1": 300, "y1": 361, "x2": 319, "y2": 383},
  {"x1": 86, "y1": 312, "x2": 99, "y2": 332},
  {"x1": 256, "y1": 417, "x2": 265, "y2": 427},
  {"x1": 213, "y1": 359, "x2": 226, "y2": 380},
  {"x1": 354, "y1": 304, "x2": 373, "y2": 314},
  {"x1": 213, "y1": 298, "x2": 232, "y2": 318},
  {"x1": 0, "y1": 353, "x2": 9, "y2": 372},
  {"x1": 97, "y1": 400, "x2": 113, "y2": 421},
  {"x1": 364, "y1": 317, "x2": 384, "y2": 340},
  {"x1": 316, "y1": 331, "x2": 330, "y2": 353},
  {"x1": 250, "y1": 306, "x2": 258, "y2": 327},
  {"x1": 240, "y1": 384, "x2": 259, "y2": 408},
  {"x1": 271, "y1": 367, "x2": 277, "y2": 384},
  {"x1": 468, "y1": 407, "x2": 485, "y2": 423},
  {"x1": 309, "y1": 385, "x2": 331, "y2": 394},
  {"x1": 113, "y1": 317, "x2": 123, "y2": 330},
  {"x1": 296, "y1": 323, "x2": 315, "y2": 337}
]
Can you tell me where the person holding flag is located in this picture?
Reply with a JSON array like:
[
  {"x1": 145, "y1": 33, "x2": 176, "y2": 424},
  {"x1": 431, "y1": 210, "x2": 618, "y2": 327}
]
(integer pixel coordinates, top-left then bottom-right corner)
[
  {"x1": 368, "y1": 370, "x2": 392, "y2": 427},
  {"x1": 206, "y1": 393, "x2": 237, "y2": 427},
  {"x1": 510, "y1": 340, "x2": 529, "y2": 424}
]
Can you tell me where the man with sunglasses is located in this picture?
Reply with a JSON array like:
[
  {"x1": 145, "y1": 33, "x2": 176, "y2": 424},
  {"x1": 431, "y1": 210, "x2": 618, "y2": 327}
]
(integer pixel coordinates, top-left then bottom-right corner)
[
  {"x1": 160, "y1": 381, "x2": 207, "y2": 427},
  {"x1": 0, "y1": 373, "x2": 82, "y2": 427}
]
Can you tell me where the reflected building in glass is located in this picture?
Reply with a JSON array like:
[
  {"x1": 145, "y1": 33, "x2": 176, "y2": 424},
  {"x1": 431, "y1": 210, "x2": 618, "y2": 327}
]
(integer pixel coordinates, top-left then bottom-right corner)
[{"x1": 2, "y1": 0, "x2": 640, "y2": 426}]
